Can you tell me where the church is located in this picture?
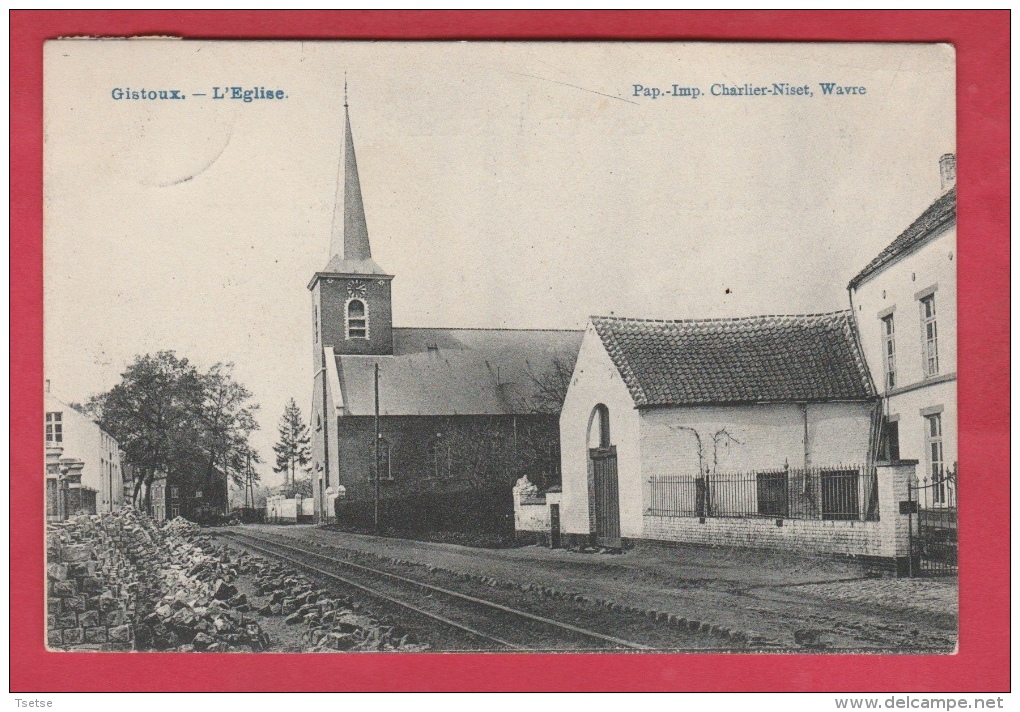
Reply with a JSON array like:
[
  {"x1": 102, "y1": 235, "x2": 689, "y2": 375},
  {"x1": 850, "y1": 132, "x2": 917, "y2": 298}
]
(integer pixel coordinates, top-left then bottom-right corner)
[{"x1": 308, "y1": 99, "x2": 582, "y2": 531}]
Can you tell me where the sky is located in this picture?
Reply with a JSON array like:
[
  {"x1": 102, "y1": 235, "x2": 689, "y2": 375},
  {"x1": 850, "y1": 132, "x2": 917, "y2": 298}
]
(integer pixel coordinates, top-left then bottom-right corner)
[{"x1": 43, "y1": 41, "x2": 955, "y2": 488}]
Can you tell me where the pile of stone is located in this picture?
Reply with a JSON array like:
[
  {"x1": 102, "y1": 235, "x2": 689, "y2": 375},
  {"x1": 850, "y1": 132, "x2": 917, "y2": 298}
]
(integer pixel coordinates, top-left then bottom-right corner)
[
  {"x1": 47, "y1": 507, "x2": 270, "y2": 652},
  {"x1": 162, "y1": 516, "x2": 200, "y2": 537},
  {"x1": 46, "y1": 513, "x2": 138, "y2": 650},
  {"x1": 217, "y1": 547, "x2": 428, "y2": 652},
  {"x1": 48, "y1": 508, "x2": 432, "y2": 652},
  {"x1": 131, "y1": 519, "x2": 269, "y2": 652}
]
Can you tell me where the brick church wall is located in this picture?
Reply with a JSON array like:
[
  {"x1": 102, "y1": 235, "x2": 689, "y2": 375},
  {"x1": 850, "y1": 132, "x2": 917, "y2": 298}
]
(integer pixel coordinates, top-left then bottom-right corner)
[{"x1": 335, "y1": 414, "x2": 560, "y2": 504}]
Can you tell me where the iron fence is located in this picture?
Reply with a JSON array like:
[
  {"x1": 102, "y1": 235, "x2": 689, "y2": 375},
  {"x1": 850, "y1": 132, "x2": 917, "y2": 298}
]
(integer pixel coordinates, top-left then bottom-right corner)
[
  {"x1": 908, "y1": 464, "x2": 958, "y2": 576},
  {"x1": 647, "y1": 465, "x2": 878, "y2": 522}
]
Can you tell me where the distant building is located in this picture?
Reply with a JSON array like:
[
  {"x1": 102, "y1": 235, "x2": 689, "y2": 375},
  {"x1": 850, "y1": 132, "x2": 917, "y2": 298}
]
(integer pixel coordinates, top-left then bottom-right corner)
[
  {"x1": 558, "y1": 313, "x2": 879, "y2": 549},
  {"x1": 44, "y1": 388, "x2": 123, "y2": 519},
  {"x1": 309, "y1": 100, "x2": 582, "y2": 525},
  {"x1": 849, "y1": 155, "x2": 957, "y2": 506}
]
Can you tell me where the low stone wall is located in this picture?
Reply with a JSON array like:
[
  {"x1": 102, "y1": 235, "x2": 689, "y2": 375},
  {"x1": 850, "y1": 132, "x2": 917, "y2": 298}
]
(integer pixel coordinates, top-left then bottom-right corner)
[
  {"x1": 513, "y1": 481, "x2": 563, "y2": 546},
  {"x1": 643, "y1": 516, "x2": 886, "y2": 557},
  {"x1": 266, "y1": 495, "x2": 315, "y2": 524},
  {"x1": 638, "y1": 462, "x2": 914, "y2": 566}
]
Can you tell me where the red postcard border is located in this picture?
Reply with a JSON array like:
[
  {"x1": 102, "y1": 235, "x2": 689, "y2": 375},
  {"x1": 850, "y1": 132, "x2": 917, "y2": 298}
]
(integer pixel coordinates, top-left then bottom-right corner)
[{"x1": 10, "y1": 10, "x2": 1009, "y2": 692}]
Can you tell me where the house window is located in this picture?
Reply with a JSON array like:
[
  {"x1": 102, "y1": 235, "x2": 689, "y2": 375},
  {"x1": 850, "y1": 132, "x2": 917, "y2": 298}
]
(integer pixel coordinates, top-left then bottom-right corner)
[
  {"x1": 346, "y1": 299, "x2": 368, "y2": 339},
  {"x1": 170, "y1": 504, "x2": 180, "y2": 519},
  {"x1": 45, "y1": 412, "x2": 63, "y2": 443},
  {"x1": 926, "y1": 413, "x2": 945, "y2": 504},
  {"x1": 313, "y1": 304, "x2": 319, "y2": 343},
  {"x1": 881, "y1": 314, "x2": 896, "y2": 389},
  {"x1": 920, "y1": 294, "x2": 939, "y2": 377},
  {"x1": 170, "y1": 486, "x2": 179, "y2": 499},
  {"x1": 195, "y1": 489, "x2": 202, "y2": 499},
  {"x1": 378, "y1": 437, "x2": 393, "y2": 480},
  {"x1": 820, "y1": 469, "x2": 860, "y2": 521}
]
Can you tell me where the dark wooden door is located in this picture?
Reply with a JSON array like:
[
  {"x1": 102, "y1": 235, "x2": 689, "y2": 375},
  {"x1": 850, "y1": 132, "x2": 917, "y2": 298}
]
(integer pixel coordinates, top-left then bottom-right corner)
[{"x1": 591, "y1": 446, "x2": 621, "y2": 549}]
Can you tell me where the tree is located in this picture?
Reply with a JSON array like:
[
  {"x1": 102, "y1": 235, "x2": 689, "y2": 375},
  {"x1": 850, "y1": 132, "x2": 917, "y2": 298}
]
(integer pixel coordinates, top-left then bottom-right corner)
[
  {"x1": 85, "y1": 351, "x2": 261, "y2": 514},
  {"x1": 272, "y1": 398, "x2": 311, "y2": 495},
  {"x1": 668, "y1": 424, "x2": 742, "y2": 477},
  {"x1": 521, "y1": 355, "x2": 575, "y2": 415},
  {"x1": 200, "y1": 362, "x2": 262, "y2": 491}
]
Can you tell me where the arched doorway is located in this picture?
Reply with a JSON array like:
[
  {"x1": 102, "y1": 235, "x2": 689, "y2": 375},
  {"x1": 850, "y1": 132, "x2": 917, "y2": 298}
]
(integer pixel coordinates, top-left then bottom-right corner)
[{"x1": 587, "y1": 404, "x2": 621, "y2": 549}]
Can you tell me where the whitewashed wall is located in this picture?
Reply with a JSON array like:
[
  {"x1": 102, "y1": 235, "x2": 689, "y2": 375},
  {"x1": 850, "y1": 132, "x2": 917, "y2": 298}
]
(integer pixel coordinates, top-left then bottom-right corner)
[
  {"x1": 559, "y1": 324, "x2": 642, "y2": 538},
  {"x1": 639, "y1": 401, "x2": 875, "y2": 478},
  {"x1": 852, "y1": 220, "x2": 957, "y2": 475}
]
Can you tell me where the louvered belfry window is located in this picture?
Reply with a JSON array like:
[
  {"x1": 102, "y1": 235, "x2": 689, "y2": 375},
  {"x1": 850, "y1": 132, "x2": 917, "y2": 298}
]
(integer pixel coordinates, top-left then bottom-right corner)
[{"x1": 346, "y1": 298, "x2": 368, "y2": 339}]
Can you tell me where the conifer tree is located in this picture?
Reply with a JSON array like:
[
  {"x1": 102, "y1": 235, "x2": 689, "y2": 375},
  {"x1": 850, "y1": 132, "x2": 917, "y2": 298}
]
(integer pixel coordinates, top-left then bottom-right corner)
[{"x1": 272, "y1": 398, "x2": 312, "y2": 494}]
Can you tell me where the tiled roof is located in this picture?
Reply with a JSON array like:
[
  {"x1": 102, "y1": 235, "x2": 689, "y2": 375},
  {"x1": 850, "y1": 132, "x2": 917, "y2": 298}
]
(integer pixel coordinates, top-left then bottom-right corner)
[
  {"x1": 849, "y1": 187, "x2": 956, "y2": 289},
  {"x1": 337, "y1": 327, "x2": 583, "y2": 416},
  {"x1": 591, "y1": 312, "x2": 876, "y2": 407}
]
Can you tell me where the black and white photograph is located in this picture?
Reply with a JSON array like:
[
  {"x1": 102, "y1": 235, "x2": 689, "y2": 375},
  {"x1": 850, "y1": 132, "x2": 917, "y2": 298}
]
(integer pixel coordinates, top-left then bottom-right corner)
[{"x1": 43, "y1": 40, "x2": 957, "y2": 654}]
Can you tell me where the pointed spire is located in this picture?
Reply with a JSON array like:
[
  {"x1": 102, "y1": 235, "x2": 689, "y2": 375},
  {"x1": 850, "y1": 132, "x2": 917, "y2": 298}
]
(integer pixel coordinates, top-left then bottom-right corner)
[{"x1": 328, "y1": 90, "x2": 372, "y2": 265}]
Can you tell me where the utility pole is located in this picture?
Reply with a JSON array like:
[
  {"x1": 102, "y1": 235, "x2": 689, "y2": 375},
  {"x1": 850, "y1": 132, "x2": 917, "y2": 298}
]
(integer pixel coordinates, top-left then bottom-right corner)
[
  {"x1": 374, "y1": 362, "x2": 381, "y2": 534},
  {"x1": 244, "y1": 451, "x2": 255, "y2": 510}
]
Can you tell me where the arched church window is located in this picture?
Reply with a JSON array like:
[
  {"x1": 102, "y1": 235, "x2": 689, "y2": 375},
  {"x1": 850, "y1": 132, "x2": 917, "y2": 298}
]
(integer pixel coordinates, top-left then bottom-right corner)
[
  {"x1": 427, "y1": 436, "x2": 450, "y2": 480},
  {"x1": 346, "y1": 299, "x2": 368, "y2": 339},
  {"x1": 378, "y1": 437, "x2": 393, "y2": 481}
]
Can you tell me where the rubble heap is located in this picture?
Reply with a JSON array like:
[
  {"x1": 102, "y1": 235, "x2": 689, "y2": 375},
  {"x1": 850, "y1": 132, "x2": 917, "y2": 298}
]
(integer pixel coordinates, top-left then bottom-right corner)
[
  {"x1": 46, "y1": 512, "x2": 138, "y2": 650},
  {"x1": 131, "y1": 518, "x2": 270, "y2": 652},
  {"x1": 47, "y1": 509, "x2": 269, "y2": 652},
  {"x1": 216, "y1": 546, "x2": 429, "y2": 652},
  {"x1": 48, "y1": 509, "x2": 430, "y2": 652}
]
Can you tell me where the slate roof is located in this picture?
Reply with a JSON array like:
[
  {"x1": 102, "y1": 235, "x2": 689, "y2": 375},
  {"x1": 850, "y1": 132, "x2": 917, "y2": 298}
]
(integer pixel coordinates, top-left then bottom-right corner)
[
  {"x1": 337, "y1": 327, "x2": 583, "y2": 416},
  {"x1": 591, "y1": 312, "x2": 876, "y2": 407},
  {"x1": 849, "y1": 187, "x2": 957, "y2": 289}
]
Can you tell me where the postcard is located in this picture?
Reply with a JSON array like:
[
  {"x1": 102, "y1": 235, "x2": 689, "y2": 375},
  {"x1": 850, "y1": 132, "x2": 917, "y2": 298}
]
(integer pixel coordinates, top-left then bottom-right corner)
[{"x1": 42, "y1": 40, "x2": 957, "y2": 657}]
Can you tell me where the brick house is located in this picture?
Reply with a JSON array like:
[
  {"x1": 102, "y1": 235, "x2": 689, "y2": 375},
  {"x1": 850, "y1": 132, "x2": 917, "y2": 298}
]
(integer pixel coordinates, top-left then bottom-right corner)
[
  {"x1": 848, "y1": 155, "x2": 957, "y2": 509},
  {"x1": 557, "y1": 312, "x2": 881, "y2": 551},
  {"x1": 308, "y1": 101, "x2": 582, "y2": 526}
]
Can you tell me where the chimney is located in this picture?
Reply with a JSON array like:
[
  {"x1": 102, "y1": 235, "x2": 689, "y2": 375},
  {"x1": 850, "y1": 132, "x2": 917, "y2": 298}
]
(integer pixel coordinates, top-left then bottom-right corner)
[{"x1": 939, "y1": 153, "x2": 956, "y2": 193}]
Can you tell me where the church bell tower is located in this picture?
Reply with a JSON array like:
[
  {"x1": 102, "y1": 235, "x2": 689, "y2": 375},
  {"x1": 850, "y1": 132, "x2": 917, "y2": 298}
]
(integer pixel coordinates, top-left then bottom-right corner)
[{"x1": 308, "y1": 93, "x2": 394, "y2": 357}]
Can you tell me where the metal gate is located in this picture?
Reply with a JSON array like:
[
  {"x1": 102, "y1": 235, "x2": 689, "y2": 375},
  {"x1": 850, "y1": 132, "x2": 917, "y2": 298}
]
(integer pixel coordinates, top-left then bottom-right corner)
[
  {"x1": 591, "y1": 446, "x2": 621, "y2": 549},
  {"x1": 908, "y1": 466, "x2": 958, "y2": 576}
]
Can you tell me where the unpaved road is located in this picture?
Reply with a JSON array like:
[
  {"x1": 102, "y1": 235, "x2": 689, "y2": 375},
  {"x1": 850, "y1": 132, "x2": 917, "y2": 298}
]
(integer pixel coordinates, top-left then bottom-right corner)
[{"x1": 234, "y1": 524, "x2": 957, "y2": 652}]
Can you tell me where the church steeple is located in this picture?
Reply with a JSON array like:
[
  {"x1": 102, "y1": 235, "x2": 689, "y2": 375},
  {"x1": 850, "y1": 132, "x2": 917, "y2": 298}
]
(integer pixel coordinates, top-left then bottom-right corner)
[
  {"x1": 329, "y1": 97, "x2": 372, "y2": 263},
  {"x1": 310, "y1": 86, "x2": 394, "y2": 357},
  {"x1": 323, "y1": 90, "x2": 386, "y2": 275}
]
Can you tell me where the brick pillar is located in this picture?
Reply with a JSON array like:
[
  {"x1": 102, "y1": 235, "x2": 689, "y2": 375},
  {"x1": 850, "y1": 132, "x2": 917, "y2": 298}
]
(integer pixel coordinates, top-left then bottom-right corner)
[
  {"x1": 46, "y1": 446, "x2": 64, "y2": 521},
  {"x1": 876, "y1": 460, "x2": 917, "y2": 576},
  {"x1": 60, "y1": 458, "x2": 85, "y2": 519}
]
